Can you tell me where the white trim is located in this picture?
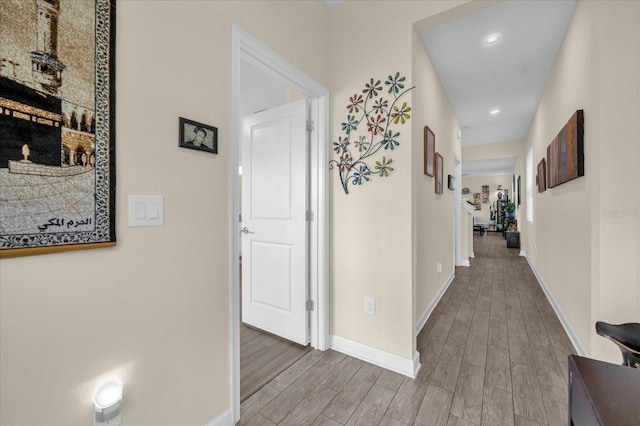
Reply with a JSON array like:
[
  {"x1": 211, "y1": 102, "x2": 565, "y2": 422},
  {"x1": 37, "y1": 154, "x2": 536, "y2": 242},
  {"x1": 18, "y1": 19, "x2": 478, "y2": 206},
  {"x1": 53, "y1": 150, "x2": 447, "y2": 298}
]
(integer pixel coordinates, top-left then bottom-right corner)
[
  {"x1": 330, "y1": 335, "x2": 421, "y2": 378},
  {"x1": 519, "y1": 250, "x2": 527, "y2": 257},
  {"x1": 205, "y1": 410, "x2": 233, "y2": 426},
  {"x1": 523, "y1": 255, "x2": 587, "y2": 356},
  {"x1": 454, "y1": 154, "x2": 462, "y2": 266},
  {"x1": 469, "y1": 251, "x2": 475, "y2": 258},
  {"x1": 460, "y1": 259, "x2": 471, "y2": 267},
  {"x1": 416, "y1": 271, "x2": 455, "y2": 335},
  {"x1": 229, "y1": 23, "x2": 330, "y2": 424},
  {"x1": 461, "y1": 201, "x2": 475, "y2": 213}
]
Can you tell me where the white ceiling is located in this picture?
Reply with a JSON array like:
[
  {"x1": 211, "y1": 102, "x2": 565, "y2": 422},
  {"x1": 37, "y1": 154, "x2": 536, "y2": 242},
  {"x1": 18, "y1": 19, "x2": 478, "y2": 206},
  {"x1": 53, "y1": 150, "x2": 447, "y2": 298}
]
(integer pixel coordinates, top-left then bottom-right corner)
[
  {"x1": 425, "y1": 1, "x2": 576, "y2": 177},
  {"x1": 326, "y1": 1, "x2": 576, "y2": 177},
  {"x1": 420, "y1": 0, "x2": 576, "y2": 148}
]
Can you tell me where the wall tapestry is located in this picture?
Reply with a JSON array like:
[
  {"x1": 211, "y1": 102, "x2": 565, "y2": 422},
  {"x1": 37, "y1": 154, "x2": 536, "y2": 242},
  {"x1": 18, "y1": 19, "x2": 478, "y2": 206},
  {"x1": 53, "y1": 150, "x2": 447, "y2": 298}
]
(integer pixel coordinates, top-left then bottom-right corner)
[
  {"x1": 0, "y1": 0, "x2": 116, "y2": 258},
  {"x1": 330, "y1": 73, "x2": 414, "y2": 194},
  {"x1": 546, "y1": 109, "x2": 584, "y2": 188}
]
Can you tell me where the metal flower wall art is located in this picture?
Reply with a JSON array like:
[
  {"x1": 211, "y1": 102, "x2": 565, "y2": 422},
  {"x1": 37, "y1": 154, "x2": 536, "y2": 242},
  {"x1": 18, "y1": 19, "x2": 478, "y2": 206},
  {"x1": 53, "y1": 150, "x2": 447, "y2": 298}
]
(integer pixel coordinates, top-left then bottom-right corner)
[{"x1": 330, "y1": 72, "x2": 414, "y2": 194}]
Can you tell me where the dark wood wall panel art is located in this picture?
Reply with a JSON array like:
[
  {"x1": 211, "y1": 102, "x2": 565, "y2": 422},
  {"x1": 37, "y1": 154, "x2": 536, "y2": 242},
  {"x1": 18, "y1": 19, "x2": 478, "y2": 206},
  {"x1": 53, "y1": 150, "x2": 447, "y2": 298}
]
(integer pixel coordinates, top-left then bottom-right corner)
[{"x1": 546, "y1": 110, "x2": 584, "y2": 188}]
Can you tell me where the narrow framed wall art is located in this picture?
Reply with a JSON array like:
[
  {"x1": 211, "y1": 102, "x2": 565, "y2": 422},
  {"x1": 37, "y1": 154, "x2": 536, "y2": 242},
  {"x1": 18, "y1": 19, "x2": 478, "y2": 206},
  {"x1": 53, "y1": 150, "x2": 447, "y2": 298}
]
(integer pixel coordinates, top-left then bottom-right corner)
[{"x1": 435, "y1": 152, "x2": 443, "y2": 194}]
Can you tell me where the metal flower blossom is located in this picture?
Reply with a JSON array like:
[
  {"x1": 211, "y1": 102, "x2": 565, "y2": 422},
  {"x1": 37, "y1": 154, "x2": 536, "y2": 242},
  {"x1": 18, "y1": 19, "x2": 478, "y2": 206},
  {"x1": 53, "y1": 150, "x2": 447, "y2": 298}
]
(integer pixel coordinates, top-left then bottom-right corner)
[
  {"x1": 363, "y1": 78, "x2": 382, "y2": 99},
  {"x1": 329, "y1": 73, "x2": 414, "y2": 194},
  {"x1": 385, "y1": 72, "x2": 406, "y2": 95},
  {"x1": 338, "y1": 152, "x2": 353, "y2": 172},
  {"x1": 375, "y1": 157, "x2": 393, "y2": 177},
  {"x1": 391, "y1": 102, "x2": 411, "y2": 124},
  {"x1": 347, "y1": 94, "x2": 364, "y2": 114},
  {"x1": 354, "y1": 136, "x2": 369, "y2": 153},
  {"x1": 333, "y1": 136, "x2": 349, "y2": 154},
  {"x1": 341, "y1": 114, "x2": 358, "y2": 135},
  {"x1": 353, "y1": 165, "x2": 371, "y2": 185},
  {"x1": 372, "y1": 97, "x2": 389, "y2": 115},
  {"x1": 381, "y1": 130, "x2": 400, "y2": 150}
]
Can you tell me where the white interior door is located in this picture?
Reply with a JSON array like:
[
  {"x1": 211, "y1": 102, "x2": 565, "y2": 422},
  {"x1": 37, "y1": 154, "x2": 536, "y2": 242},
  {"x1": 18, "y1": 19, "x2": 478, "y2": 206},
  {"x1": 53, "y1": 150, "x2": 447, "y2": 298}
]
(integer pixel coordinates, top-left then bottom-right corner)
[{"x1": 241, "y1": 99, "x2": 308, "y2": 345}]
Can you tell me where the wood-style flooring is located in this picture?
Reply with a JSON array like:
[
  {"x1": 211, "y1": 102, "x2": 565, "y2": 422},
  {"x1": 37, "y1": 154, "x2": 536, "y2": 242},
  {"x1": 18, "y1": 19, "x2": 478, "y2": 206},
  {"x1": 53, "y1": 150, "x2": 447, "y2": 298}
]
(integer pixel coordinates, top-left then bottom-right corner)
[
  {"x1": 239, "y1": 232, "x2": 577, "y2": 425},
  {"x1": 241, "y1": 324, "x2": 311, "y2": 402}
]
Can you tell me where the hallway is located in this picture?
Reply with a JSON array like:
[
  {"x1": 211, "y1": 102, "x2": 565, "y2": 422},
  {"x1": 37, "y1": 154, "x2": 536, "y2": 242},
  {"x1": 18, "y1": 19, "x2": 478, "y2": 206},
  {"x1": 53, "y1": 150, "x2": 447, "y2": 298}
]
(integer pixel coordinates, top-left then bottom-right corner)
[{"x1": 239, "y1": 232, "x2": 577, "y2": 425}]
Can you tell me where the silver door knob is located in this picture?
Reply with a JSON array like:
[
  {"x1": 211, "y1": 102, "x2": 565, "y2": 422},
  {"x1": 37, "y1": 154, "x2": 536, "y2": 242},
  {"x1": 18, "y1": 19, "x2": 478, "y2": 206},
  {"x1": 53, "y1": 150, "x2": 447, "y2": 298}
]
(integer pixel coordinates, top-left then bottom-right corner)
[{"x1": 240, "y1": 227, "x2": 254, "y2": 234}]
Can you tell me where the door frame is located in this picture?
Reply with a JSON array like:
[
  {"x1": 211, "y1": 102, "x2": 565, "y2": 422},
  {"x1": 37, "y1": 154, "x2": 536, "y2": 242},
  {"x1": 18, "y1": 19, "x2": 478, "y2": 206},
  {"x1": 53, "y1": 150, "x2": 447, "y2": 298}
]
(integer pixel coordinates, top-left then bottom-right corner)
[
  {"x1": 229, "y1": 24, "x2": 329, "y2": 422},
  {"x1": 453, "y1": 153, "x2": 462, "y2": 266}
]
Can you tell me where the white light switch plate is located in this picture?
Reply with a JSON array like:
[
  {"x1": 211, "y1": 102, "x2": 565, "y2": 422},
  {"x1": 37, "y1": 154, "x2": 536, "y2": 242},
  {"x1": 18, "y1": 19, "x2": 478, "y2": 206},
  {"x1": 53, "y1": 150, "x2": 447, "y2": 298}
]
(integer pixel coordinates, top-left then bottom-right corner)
[
  {"x1": 128, "y1": 195, "x2": 164, "y2": 227},
  {"x1": 364, "y1": 297, "x2": 375, "y2": 315}
]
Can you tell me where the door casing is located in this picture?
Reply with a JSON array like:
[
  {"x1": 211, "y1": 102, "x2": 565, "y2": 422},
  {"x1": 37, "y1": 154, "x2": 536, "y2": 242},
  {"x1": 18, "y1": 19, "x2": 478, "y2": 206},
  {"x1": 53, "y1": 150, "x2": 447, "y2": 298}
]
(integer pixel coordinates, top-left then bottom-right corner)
[{"x1": 229, "y1": 24, "x2": 329, "y2": 423}]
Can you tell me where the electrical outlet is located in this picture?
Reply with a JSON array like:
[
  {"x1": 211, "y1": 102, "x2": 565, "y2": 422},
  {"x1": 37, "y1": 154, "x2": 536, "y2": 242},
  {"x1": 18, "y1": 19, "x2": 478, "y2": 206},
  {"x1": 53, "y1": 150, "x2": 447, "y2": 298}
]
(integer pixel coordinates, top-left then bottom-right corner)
[
  {"x1": 437, "y1": 261, "x2": 442, "y2": 273},
  {"x1": 364, "y1": 297, "x2": 375, "y2": 315}
]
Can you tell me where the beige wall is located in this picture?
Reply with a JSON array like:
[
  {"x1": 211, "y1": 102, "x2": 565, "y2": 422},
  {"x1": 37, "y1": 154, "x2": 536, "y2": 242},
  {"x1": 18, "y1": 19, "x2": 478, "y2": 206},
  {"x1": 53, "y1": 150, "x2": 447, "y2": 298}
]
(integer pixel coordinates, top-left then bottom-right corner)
[
  {"x1": 463, "y1": 139, "x2": 524, "y2": 163},
  {"x1": 411, "y1": 28, "x2": 461, "y2": 328},
  {"x1": 0, "y1": 1, "x2": 330, "y2": 425},
  {"x1": 590, "y1": 0, "x2": 640, "y2": 359},
  {"x1": 327, "y1": 0, "x2": 467, "y2": 361},
  {"x1": 523, "y1": 0, "x2": 640, "y2": 361}
]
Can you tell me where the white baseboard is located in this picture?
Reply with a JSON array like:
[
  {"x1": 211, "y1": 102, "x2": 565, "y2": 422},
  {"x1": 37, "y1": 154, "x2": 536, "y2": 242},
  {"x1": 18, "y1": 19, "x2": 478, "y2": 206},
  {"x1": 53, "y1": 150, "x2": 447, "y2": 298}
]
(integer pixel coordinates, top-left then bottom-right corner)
[
  {"x1": 519, "y1": 250, "x2": 527, "y2": 257},
  {"x1": 469, "y1": 251, "x2": 475, "y2": 258},
  {"x1": 416, "y1": 271, "x2": 455, "y2": 335},
  {"x1": 205, "y1": 409, "x2": 232, "y2": 426},
  {"x1": 460, "y1": 259, "x2": 470, "y2": 267},
  {"x1": 330, "y1": 334, "x2": 420, "y2": 378},
  {"x1": 523, "y1": 255, "x2": 587, "y2": 356}
]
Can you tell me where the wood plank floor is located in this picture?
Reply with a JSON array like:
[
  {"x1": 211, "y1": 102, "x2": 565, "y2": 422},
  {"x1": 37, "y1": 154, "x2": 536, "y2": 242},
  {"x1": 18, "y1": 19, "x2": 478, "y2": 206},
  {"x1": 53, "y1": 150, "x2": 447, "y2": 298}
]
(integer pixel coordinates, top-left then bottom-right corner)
[
  {"x1": 239, "y1": 232, "x2": 577, "y2": 425},
  {"x1": 241, "y1": 324, "x2": 311, "y2": 402}
]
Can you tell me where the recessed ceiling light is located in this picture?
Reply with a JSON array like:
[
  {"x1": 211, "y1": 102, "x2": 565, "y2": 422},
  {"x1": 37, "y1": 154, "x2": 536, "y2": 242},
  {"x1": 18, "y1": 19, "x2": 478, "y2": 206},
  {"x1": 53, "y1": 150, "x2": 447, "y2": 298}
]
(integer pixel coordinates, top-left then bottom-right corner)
[
  {"x1": 490, "y1": 109, "x2": 501, "y2": 115},
  {"x1": 483, "y1": 34, "x2": 501, "y2": 46}
]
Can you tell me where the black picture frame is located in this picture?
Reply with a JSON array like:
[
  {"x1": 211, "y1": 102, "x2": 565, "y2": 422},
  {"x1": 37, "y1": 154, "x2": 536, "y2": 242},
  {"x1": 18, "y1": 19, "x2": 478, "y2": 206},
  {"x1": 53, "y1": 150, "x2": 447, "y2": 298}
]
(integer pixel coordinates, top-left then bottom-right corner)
[
  {"x1": 447, "y1": 174, "x2": 455, "y2": 190},
  {"x1": 0, "y1": 0, "x2": 117, "y2": 258},
  {"x1": 179, "y1": 117, "x2": 218, "y2": 154}
]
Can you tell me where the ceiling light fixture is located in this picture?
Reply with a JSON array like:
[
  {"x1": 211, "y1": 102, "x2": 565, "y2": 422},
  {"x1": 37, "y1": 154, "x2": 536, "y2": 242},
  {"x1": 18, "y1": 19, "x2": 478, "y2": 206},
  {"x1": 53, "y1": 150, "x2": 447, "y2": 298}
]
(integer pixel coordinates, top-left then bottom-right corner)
[
  {"x1": 483, "y1": 33, "x2": 501, "y2": 46},
  {"x1": 490, "y1": 109, "x2": 501, "y2": 115}
]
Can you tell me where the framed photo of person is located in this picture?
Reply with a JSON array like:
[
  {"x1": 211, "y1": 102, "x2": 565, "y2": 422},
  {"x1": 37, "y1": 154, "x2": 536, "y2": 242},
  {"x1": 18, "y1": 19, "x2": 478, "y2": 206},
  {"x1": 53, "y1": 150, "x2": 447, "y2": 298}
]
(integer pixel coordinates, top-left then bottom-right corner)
[{"x1": 179, "y1": 117, "x2": 218, "y2": 154}]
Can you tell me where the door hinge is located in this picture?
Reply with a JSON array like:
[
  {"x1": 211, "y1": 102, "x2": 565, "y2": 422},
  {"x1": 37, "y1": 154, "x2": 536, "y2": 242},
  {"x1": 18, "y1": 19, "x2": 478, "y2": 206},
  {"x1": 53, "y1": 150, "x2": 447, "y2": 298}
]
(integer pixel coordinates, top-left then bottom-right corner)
[
  {"x1": 306, "y1": 300, "x2": 314, "y2": 311},
  {"x1": 306, "y1": 120, "x2": 314, "y2": 132},
  {"x1": 306, "y1": 210, "x2": 314, "y2": 221}
]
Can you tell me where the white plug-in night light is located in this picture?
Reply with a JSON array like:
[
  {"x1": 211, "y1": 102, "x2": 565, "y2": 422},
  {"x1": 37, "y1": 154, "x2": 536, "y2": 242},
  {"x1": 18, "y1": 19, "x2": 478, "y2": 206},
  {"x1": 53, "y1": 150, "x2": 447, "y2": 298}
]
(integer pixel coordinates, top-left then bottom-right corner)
[
  {"x1": 94, "y1": 377, "x2": 122, "y2": 426},
  {"x1": 483, "y1": 33, "x2": 502, "y2": 46}
]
